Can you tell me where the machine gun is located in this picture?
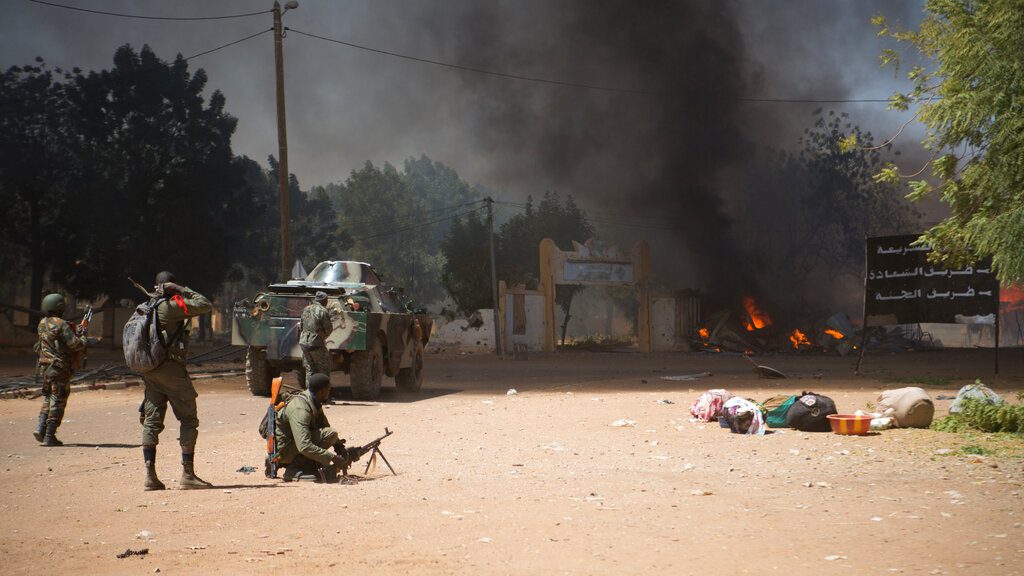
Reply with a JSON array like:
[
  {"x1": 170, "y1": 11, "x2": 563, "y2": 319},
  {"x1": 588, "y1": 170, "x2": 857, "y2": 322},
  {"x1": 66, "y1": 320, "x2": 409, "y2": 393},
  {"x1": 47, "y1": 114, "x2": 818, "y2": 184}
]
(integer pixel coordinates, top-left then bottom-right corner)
[{"x1": 339, "y1": 428, "x2": 395, "y2": 477}]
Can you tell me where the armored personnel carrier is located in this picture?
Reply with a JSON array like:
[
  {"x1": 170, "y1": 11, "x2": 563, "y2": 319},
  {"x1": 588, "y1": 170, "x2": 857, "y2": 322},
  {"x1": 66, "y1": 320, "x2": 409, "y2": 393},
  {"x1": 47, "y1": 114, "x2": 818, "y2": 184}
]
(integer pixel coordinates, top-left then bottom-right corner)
[{"x1": 232, "y1": 261, "x2": 432, "y2": 400}]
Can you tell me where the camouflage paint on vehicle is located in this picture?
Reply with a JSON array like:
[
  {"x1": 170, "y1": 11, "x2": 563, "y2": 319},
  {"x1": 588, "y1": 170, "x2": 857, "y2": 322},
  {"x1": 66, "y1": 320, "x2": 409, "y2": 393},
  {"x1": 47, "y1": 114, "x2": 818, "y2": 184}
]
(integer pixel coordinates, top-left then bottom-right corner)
[
  {"x1": 233, "y1": 295, "x2": 368, "y2": 361},
  {"x1": 232, "y1": 261, "x2": 432, "y2": 395}
]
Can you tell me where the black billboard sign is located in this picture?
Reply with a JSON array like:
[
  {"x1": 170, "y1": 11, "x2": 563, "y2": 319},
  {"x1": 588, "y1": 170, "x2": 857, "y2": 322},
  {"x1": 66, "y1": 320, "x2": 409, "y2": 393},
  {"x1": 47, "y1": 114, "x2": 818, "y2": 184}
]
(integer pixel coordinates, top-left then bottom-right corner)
[{"x1": 864, "y1": 234, "x2": 998, "y2": 327}]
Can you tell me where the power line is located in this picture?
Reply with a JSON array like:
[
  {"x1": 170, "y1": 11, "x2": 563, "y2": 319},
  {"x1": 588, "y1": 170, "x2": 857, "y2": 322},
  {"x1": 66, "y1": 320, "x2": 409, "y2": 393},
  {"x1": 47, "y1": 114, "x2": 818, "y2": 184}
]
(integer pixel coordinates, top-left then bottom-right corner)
[
  {"x1": 341, "y1": 199, "x2": 484, "y2": 233},
  {"x1": 27, "y1": 0, "x2": 271, "y2": 21},
  {"x1": 184, "y1": 28, "x2": 272, "y2": 61},
  {"x1": 350, "y1": 206, "x2": 485, "y2": 242},
  {"x1": 287, "y1": 27, "x2": 899, "y2": 104}
]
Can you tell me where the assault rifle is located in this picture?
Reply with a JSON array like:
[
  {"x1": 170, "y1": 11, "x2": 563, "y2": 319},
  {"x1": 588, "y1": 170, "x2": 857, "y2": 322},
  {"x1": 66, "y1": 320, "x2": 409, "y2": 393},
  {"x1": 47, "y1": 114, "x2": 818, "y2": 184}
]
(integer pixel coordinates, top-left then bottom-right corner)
[
  {"x1": 76, "y1": 306, "x2": 93, "y2": 336},
  {"x1": 72, "y1": 306, "x2": 94, "y2": 370},
  {"x1": 340, "y1": 428, "x2": 395, "y2": 476}
]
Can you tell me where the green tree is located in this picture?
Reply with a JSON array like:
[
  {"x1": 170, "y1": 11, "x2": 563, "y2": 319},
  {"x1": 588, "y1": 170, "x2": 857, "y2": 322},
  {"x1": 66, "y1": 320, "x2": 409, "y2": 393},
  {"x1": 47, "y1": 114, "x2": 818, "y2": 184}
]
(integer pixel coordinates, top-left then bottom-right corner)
[
  {"x1": 57, "y1": 45, "x2": 251, "y2": 301},
  {"x1": 790, "y1": 111, "x2": 917, "y2": 278},
  {"x1": 870, "y1": 2, "x2": 1024, "y2": 283},
  {"x1": 328, "y1": 158, "x2": 480, "y2": 304},
  {"x1": 0, "y1": 60, "x2": 75, "y2": 314},
  {"x1": 440, "y1": 210, "x2": 492, "y2": 312}
]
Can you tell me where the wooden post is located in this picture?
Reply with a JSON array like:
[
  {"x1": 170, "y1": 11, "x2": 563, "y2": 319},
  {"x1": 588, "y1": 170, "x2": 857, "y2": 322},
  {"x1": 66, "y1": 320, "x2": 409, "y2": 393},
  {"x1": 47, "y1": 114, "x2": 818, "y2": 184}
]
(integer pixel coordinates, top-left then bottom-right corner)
[
  {"x1": 635, "y1": 241, "x2": 651, "y2": 353},
  {"x1": 273, "y1": 1, "x2": 293, "y2": 281},
  {"x1": 539, "y1": 238, "x2": 557, "y2": 352},
  {"x1": 995, "y1": 283, "x2": 1001, "y2": 375}
]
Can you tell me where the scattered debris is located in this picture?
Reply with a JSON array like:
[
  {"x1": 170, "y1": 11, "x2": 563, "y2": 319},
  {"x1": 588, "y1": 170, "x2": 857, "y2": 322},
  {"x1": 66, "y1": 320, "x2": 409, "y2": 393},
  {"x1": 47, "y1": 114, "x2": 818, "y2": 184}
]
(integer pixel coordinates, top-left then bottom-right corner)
[
  {"x1": 135, "y1": 530, "x2": 154, "y2": 540},
  {"x1": 237, "y1": 466, "x2": 257, "y2": 474},
  {"x1": 742, "y1": 355, "x2": 786, "y2": 379},
  {"x1": 506, "y1": 389, "x2": 518, "y2": 396},
  {"x1": 117, "y1": 548, "x2": 149, "y2": 559},
  {"x1": 610, "y1": 419, "x2": 636, "y2": 427},
  {"x1": 660, "y1": 372, "x2": 712, "y2": 381},
  {"x1": 656, "y1": 398, "x2": 674, "y2": 404},
  {"x1": 824, "y1": 555, "x2": 847, "y2": 561},
  {"x1": 478, "y1": 537, "x2": 493, "y2": 543},
  {"x1": 689, "y1": 489, "x2": 713, "y2": 496}
]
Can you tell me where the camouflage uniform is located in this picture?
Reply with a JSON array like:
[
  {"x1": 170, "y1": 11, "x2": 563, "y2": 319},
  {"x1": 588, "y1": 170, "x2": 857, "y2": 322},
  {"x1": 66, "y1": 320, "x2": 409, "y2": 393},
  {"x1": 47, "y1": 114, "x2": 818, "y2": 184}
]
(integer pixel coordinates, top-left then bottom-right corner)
[
  {"x1": 141, "y1": 286, "x2": 212, "y2": 449},
  {"x1": 275, "y1": 388, "x2": 338, "y2": 468},
  {"x1": 35, "y1": 316, "x2": 86, "y2": 433},
  {"x1": 299, "y1": 301, "x2": 333, "y2": 386}
]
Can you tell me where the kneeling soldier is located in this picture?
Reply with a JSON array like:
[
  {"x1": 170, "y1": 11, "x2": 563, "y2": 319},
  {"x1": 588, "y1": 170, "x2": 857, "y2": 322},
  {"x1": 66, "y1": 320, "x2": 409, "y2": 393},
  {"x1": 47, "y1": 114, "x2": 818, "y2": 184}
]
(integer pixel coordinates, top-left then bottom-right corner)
[
  {"x1": 275, "y1": 373, "x2": 356, "y2": 482},
  {"x1": 34, "y1": 293, "x2": 87, "y2": 446}
]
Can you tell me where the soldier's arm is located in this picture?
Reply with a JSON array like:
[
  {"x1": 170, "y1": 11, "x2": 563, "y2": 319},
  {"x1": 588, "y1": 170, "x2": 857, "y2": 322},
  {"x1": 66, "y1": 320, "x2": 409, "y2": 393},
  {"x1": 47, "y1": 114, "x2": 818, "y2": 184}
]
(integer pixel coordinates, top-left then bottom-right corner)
[
  {"x1": 61, "y1": 321, "x2": 87, "y2": 352},
  {"x1": 161, "y1": 286, "x2": 213, "y2": 322},
  {"x1": 318, "y1": 308, "x2": 333, "y2": 339},
  {"x1": 288, "y1": 404, "x2": 333, "y2": 466}
]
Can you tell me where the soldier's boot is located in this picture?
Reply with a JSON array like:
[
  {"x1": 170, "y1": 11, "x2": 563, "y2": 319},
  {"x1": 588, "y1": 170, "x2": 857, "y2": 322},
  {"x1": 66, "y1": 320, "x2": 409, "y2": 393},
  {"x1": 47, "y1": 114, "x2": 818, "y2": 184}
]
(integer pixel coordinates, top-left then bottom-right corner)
[
  {"x1": 180, "y1": 458, "x2": 213, "y2": 490},
  {"x1": 33, "y1": 413, "x2": 47, "y2": 442},
  {"x1": 144, "y1": 461, "x2": 166, "y2": 491},
  {"x1": 42, "y1": 422, "x2": 63, "y2": 447}
]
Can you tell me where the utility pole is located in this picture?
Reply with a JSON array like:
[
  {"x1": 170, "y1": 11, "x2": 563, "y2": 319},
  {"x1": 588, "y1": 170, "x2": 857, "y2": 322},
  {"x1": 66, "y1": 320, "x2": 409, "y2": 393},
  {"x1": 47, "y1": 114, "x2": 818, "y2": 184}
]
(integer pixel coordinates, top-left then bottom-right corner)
[
  {"x1": 273, "y1": 1, "x2": 295, "y2": 281},
  {"x1": 486, "y1": 197, "x2": 502, "y2": 356}
]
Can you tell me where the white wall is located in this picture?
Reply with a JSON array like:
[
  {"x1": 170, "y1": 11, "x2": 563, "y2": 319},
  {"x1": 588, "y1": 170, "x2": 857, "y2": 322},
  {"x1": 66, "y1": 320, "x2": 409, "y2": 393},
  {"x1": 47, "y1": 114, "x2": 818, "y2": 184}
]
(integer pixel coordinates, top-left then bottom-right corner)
[
  {"x1": 504, "y1": 293, "x2": 546, "y2": 352},
  {"x1": 428, "y1": 310, "x2": 496, "y2": 352}
]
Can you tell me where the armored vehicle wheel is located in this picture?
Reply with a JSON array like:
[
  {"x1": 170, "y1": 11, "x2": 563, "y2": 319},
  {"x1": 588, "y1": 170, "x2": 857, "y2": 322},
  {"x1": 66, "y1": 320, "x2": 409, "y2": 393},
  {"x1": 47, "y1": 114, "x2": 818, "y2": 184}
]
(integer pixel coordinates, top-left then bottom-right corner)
[
  {"x1": 246, "y1": 347, "x2": 278, "y2": 397},
  {"x1": 350, "y1": 338, "x2": 383, "y2": 400},
  {"x1": 395, "y1": 339, "x2": 424, "y2": 392}
]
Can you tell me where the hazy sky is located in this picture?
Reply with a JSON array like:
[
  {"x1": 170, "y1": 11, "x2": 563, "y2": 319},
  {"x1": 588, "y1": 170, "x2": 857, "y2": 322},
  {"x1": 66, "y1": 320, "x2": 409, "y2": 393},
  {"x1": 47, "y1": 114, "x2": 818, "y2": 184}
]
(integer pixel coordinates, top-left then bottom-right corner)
[
  {"x1": 3, "y1": 0, "x2": 928, "y2": 193},
  {"x1": 5, "y1": 0, "x2": 943, "y2": 299}
]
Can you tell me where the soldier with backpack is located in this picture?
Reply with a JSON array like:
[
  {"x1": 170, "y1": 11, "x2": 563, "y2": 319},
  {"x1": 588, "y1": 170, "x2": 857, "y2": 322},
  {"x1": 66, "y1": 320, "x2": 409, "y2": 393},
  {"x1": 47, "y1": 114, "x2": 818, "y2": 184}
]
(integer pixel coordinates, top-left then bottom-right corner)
[
  {"x1": 33, "y1": 293, "x2": 88, "y2": 446},
  {"x1": 134, "y1": 271, "x2": 213, "y2": 491}
]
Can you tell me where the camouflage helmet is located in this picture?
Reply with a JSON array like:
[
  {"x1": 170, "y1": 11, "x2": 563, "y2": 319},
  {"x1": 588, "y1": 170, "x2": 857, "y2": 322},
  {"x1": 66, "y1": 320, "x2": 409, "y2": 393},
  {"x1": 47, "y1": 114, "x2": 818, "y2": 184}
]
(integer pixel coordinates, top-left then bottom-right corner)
[{"x1": 41, "y1": 293, "x2": 66, "y2": 316}]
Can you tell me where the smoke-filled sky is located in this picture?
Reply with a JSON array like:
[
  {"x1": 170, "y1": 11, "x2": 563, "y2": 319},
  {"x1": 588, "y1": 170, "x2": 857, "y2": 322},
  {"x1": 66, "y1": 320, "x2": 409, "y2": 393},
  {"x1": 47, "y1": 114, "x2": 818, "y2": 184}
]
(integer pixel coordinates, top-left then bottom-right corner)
[
  {"x1": 2, "y1": 0, "x2": 936, "y2": 298},
  {"x1": 3, "y1": 1, "x2": 927, "y2": 187}
]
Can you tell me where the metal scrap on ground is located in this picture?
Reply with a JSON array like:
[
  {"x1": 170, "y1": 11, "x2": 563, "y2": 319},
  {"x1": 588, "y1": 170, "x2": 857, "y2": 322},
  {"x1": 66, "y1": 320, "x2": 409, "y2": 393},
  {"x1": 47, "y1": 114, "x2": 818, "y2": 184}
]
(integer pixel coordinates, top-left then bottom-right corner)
[
  {"x1": 742, "y1": 354, "x2": 787, "y2": 379},
  {"x1": 659, "y1": 371, "x2": 712, "y2": 381}
]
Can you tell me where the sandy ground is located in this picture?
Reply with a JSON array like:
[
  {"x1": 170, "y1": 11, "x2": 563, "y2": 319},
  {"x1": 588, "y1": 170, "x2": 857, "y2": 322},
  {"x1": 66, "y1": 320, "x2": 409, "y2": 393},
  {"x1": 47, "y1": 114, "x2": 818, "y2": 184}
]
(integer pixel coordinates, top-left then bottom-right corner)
[{"x1": 0, "y1": 348, "x2": 1022, "y2": 575}]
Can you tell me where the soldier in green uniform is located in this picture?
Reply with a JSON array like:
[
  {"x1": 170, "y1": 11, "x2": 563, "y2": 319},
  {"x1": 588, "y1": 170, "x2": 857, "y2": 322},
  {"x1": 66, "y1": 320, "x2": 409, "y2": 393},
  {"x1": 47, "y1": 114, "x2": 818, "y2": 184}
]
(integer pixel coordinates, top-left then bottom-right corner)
[
  {"x1": 141, "y1": 271, "x2": 213, "y2": 491},
  {"x1": 275, "y1": 373, "x2": 356, "y2": 482},
  {"x1": 298, "y1": 291, "x2": 333, "y2": 387},
  {"x1": 33, "y1": 293, "x2": 87, "y2": 446}
]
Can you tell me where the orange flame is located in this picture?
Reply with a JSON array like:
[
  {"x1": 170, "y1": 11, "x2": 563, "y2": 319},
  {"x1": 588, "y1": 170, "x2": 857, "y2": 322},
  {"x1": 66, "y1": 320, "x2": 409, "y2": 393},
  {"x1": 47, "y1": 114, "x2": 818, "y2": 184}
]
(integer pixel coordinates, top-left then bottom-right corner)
[
  {"x1": 824, "y1": 328, "x2": 844, "y2": 340},
  {"x1": 698, "y1": 327, "x2": 709, "y2": 339},
  {"x1": 789, "y1": 329, "x2": 811, "y2": 349},
  {"x1": 742, "y1": 297, "x2": 772, "y2": 332}
]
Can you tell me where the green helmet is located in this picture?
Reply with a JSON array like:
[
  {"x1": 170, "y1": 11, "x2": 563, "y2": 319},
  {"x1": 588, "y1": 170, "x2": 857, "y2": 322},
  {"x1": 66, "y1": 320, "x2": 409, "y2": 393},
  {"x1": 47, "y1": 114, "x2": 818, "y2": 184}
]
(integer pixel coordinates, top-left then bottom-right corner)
[{"x1": 41, "y1": 293, "x2": 66, "y2": 316}]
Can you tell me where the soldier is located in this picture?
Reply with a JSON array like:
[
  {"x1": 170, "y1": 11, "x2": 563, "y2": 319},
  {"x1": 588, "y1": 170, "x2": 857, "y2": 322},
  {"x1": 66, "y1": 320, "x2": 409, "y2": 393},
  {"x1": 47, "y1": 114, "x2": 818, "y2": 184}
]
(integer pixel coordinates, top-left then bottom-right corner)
[
  {"x1": 275, "y1": 373, "x2": 356, "y2": 482},
  {"x1": 299, "y1": 291, "x2": 333, "y2": 388},
  {"x1": 140, "y1": 271, "x2": 213, "y2": 491},
  {"x1": 33, "y1": 293, "x2": 87, "y2": 446}
]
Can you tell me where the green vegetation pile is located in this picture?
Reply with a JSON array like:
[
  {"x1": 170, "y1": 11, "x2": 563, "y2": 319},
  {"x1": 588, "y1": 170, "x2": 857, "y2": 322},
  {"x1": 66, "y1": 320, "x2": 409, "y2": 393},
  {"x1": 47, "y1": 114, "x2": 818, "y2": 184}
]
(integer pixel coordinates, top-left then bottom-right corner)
[{"x1": 931, "y1": 394, "x2": 1024, "y2": 435}]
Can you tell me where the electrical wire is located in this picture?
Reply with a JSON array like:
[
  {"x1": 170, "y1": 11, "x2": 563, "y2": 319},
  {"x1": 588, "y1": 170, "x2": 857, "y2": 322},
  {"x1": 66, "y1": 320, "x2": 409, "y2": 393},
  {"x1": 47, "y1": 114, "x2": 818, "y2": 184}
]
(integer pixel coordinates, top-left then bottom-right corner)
[
  {"x1": 338, "y1": 198, "x2": 484, "y2": 229},
  {"x1": 339, "y1": 199, "x2": 483, "y2": 233},
  {"x1": 287, "y1": 26, "x2": 901, "y2": 103},
  {"x1": 350, "y1": 206, "x2": 485, "y2": 242},
  {"x1": 27, "y1": 0, "x2": 271, "y2": 21},
  {"x1": 184, "y1": 28, "x2": 272, "y2": 61}
]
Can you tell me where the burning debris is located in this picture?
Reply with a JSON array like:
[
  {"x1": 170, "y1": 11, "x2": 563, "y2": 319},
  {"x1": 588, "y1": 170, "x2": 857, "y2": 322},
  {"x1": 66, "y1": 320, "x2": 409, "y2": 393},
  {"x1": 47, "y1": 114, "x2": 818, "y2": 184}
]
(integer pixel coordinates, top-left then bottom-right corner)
[
  {"x1": 742, "y1": 297, "x2": 772, "y2": 332},
  {"x1": 692, "y1": 300, "x2": 863, "y2": 356}
]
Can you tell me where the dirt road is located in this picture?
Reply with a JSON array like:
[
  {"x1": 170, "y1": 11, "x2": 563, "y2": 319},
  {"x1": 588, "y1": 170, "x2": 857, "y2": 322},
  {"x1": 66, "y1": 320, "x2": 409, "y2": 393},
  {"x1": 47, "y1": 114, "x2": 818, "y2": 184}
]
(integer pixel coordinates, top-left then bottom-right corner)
[{"x1": 0, "y1": 349, "x2": 1021, "y2": 575}]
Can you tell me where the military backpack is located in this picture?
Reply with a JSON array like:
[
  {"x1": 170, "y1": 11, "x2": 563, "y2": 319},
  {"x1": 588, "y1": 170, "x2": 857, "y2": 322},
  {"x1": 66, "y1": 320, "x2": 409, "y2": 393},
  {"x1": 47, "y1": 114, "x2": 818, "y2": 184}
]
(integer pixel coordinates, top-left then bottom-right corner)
[{"x1": 122, "y1": 298, "x2": 183, "y2": 373}]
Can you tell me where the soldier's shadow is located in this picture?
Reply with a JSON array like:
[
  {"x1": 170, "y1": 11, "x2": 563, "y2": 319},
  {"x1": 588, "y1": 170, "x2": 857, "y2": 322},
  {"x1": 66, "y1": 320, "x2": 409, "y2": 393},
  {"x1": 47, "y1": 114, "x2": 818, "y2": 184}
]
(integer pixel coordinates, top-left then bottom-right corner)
[
  {"x1": 208, "y1": 484, "x2": 279, "y2": 490},
  {"x1": 61, "y1": 443, "x2": 141, "y2": 449}
]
